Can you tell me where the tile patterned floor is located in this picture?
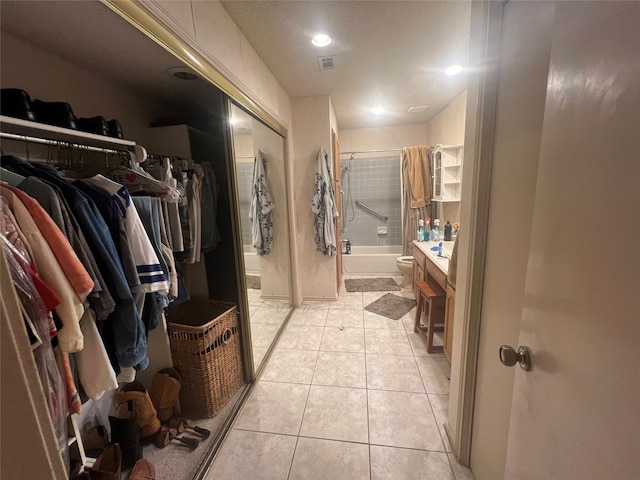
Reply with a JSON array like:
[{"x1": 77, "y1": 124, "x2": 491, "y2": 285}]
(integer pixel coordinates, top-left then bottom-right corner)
[{"x1": 207, "y1": 277, "x2": 475, "y2": 480}]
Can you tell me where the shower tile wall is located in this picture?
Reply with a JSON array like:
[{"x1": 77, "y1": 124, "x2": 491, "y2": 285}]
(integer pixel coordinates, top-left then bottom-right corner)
[
  {"x1": 236, "y1": 162, "x2": 253, "y2": 246},
  {"x1": 341, "y1": 155, "x2": 402, "y2": 246}
]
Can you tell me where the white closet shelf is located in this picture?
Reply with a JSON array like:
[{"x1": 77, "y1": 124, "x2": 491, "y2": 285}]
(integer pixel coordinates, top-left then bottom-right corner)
[{"x1": 0, "y1": 115, "x2": 136, "y2": 149}]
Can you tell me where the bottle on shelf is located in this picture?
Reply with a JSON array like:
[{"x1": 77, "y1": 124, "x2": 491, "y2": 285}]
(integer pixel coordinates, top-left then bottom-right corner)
[
  {"x1": 431, "y1": 219, "x2": 440, "y2": 242},
  {"x1": 444, "y1": 221, "x2": 452, "y2": 241},
  {"x1": 417, "y1": 219, "x2": 425, "y2": 242},
  {"x1": 424, "y1": 218, "x2": 431, "y2": 242}
]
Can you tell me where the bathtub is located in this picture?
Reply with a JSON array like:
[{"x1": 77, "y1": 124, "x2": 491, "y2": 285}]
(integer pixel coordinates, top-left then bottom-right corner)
[
  {"x1": 243, "y1": 245, "x2": 260, "y2": 275},
  {"x1": 342, "y1": 245, "x2": 403, "y2": 275}
]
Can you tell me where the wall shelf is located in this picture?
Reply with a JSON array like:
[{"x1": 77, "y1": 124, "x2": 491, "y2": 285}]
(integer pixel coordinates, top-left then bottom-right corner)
[
  {"x1": 0, "y1": 115, "x2": 136, "y2": 149},
  {"x1": 432, "y1": 146, "x2": 463, "y2": 202}
]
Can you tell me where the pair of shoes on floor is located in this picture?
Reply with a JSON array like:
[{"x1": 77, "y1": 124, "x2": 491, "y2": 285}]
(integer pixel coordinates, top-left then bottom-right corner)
[
  {"x1": 72, "y1": 444, "x2": 121, "y2": 480},
  {"x1": 149, "y1": 368, "x2": 183, "y2": 422},
  {"x1": 72, "y1": 445, "x2": 155, "y2": 479},
  {"x1": 115, "y1": 381, "x2": 161, "y2": 438},
  {"x1": 110, "y1": 400, "x2": 143, "y2": 469}
]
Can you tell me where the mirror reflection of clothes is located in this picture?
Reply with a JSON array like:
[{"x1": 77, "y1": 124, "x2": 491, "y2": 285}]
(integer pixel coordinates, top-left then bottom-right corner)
[{"x1": 249, "y1": 150, "x2": 275, "y2": 256}]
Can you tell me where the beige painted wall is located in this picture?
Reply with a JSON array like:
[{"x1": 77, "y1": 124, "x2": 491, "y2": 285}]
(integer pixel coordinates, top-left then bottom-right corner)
[
  {"x1": 0, "y1": 32, "x2": 157, "y2": 147},
  {"x1": 426, "y1": 90, "x2": 467, "y2": 224},
  {"x1": 292, "y1": 96, "x2": 337, "y2": 300},
  {"x1": 340, "y1": 124, "x2": 428, "y2": 155}
]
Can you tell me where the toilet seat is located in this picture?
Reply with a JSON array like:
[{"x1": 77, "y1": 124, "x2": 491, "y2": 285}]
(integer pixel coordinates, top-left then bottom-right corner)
[{"x1": 397, "y1": 256, "x2": 413, "y2": 264}]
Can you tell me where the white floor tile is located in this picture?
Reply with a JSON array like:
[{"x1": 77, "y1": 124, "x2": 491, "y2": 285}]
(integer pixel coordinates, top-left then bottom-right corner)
[
  {"x1": 368, "y1": 389, "x2": 444, "y2": 451},
  {"x1": 214, "y1": 285, "x2": 462, "y2": 479},
  {"x1": 416, "y1": 357, "x2": 451, "y2": 394},
  {"x1": 326, "y1": 307, "x2": 364, "y2": 328},
  {"x1": 289, "y1": 308, "x2": 328, "y2": 327},
  {"x1": 277, "y1": 325, "x2": 324, "y2": 350},
  {"x1": 300, "y1": 385, "x2": 369, "y2": 443},
  {"x1": 366, "y1": 354, "x2": 425, "y2": 393},
  {"x1": 313, "y1": 351, "x2": 366, "y2": 388},
  {"x1": 250, "y1": 323, "x2": 281, "y2": 348},
  {"x1": 365, "y1": 329, "x2": 413, "y2": 356},
  {"x1": 320, "y1": 327, "x2": 365, "y2": 353},
  {"x1": 207, "y1": 430, "x2": 296, "y2": 480},
  {"x1": 260, "y1": 349, "x2": 318, "y2": 384},
  {"x1": 363, "y1": 310, "x2": 405, "y2": 330},
  {"x1": 234, "y1": 381, "x2": 309, "y2": 435},
  {"x1": 289, "y1": 437, "x2": 370, "y2": 480},
  {"x1": 370, "y1": 446, "x2": 454, "y2": 480}
]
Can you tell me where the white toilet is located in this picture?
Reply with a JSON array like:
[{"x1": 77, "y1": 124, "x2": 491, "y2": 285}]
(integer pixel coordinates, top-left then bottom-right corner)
[{"x1": 396, "y1": 256, "x2": 414, "y2": 289}]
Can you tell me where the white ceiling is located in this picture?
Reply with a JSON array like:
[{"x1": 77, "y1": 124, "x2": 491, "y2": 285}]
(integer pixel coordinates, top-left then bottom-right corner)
[
  {"x1": 1, "y1": 1, "x2": 471, "y2": 132},
  {"x1": 220, "y1": 0, "x2": 471, "y2": 130}
]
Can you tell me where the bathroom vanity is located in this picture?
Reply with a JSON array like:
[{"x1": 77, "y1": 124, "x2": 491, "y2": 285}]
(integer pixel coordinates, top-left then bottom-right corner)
[{"x1": 412, "y1": 241, "x2": 456, "y2": 362}]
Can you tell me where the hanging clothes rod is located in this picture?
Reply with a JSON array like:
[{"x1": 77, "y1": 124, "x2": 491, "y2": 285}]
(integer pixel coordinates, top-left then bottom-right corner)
[
  {"x1": 0, "y1": 131, "x2": 127, "y2": 155},
  {"x1": 235, "y1": 155, "x2": 255, "y2": 159}
]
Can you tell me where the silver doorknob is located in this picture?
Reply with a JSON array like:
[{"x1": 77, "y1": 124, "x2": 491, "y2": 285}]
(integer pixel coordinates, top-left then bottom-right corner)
[{"x1": 499, "y1": 345, "x2": 532, "y2": 371}]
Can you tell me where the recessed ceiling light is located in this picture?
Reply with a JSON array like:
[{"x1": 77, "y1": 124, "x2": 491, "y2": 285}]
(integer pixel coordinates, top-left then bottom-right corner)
[
  {"x1": 166, "y1": 66, "x2": 199, "y2": 80},
  {"x1": 444, "y1": 64, "x2": 464, "y2": 76},
  {"x1": 312, "y1": 33, "x2": 332, "y2": 47},
  {"x1": 371, "y1": 106, "x2": 385, "y2": 115}
]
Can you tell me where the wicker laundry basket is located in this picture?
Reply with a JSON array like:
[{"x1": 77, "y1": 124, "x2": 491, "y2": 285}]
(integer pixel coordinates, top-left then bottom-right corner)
[{"x1": 167, "y1": 300, "x2": 243, "y2": 418}]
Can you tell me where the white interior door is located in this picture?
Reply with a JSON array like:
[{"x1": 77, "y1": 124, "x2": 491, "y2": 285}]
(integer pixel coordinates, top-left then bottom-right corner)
[
  {"x1": 470, "y1": 2, "x2": 555, "y2": 479},
  {"x1": 504, "y1": 3, "x2": 640, "y2": 478}
]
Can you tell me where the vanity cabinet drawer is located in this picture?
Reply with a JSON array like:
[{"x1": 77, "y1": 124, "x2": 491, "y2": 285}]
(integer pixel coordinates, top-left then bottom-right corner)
[
  {"x1": 425, "y1": 256, "x2": 447, "y2": 290},
  {"x1": 413, "y1": 245, "x2": 426, "y2": 268}
]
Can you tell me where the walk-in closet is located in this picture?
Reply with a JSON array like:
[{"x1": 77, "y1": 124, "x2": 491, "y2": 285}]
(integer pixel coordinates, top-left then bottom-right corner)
[{"x1": 0, "y1": 2, "x2": 294, "y2": 479}]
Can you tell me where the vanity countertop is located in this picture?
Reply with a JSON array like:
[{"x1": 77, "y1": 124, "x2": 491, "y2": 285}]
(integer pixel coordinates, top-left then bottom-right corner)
[{"x1": 412, "y1": 240, "x2": 456, "y2": 276}]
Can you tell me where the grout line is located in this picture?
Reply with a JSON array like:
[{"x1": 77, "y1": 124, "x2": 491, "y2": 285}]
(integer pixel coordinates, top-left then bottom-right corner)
[
  {"x1": 364, "y1": 338, "x2": 373, "y2": 480},
  {"x1": 286, "y1": 436, "x2": 299, "y2": 480}
]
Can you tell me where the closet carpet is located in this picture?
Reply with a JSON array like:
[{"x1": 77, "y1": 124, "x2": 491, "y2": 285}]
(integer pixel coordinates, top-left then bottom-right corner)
[
  {"x1": 205, "y1": 276, "x2": 474, "y2": 480},
  {"x1": 133, "y1": 388, "x2": 244, "y2": 480}
]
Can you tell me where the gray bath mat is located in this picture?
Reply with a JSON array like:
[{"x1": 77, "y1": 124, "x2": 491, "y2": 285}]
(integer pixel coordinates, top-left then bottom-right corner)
[
  {"x1": 365, "y1": 293, "x2": 416, "y2": 320},
  {"x1": 246, "y1": 275, "x2": 261, "y2": 289},
  {"x1": 345, "y1": 277, "x2": 401, "y2": 292}
]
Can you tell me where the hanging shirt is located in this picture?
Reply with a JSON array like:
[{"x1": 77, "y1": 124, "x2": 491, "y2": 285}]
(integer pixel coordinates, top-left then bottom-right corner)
[
  {"x1": 311, "y1": 147, "x2": 339, "y2": 257},
  {"x1": 2, "y1": 183, "x2": 94, "y2": 300},
  {"x1": 249, "y1": 150, "x2": 275, "y2": 256},
  {"x1": 84, "y1": 175, "x2": 169, "y2": 295},
  {"x1": 1, "y1": 156, "x2": 148, "y2": 371},
  {"x1": 0, "y1": 185, "x2": 85, "y2": 352}
]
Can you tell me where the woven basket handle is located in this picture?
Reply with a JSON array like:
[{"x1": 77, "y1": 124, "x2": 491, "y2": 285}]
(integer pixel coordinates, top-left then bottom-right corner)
[{"x1": 221, "y1": 328, "x2": 233, "y2": 344}]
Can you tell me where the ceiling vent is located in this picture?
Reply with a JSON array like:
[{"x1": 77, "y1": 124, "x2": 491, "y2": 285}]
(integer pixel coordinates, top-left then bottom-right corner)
[
  {"x1": 318, "y1": 55, "x2": 336, "y2": 71},
  {"x1": 408, "y1": 105, "x2": 430, "y2": 113}
]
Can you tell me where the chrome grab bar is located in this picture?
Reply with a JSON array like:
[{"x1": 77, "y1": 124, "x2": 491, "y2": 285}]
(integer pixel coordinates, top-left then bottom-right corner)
[{"x1": 355, "y1": 200, "x2": 388, "y2": 221}]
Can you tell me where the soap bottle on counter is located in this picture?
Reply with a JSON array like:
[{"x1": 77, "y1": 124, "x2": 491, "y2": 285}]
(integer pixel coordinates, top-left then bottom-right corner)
[
  {"x1": 444, "y1": 221, "x2": 452, "y2": 241},
  {"x1": 417, "y1": 219, "x2": 425, "y2": 242},
  {"x1": 423, "y1": 218, "x2": 431, "y2": 242},
  {"x1": 431, "y1": 219, "x2": 440, "y2": 242}
]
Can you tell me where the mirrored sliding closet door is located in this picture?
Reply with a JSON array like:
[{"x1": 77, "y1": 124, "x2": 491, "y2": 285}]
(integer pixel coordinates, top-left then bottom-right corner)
[{"x1": 229, "y1": 102, "x2": 293, "y2": 371}]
